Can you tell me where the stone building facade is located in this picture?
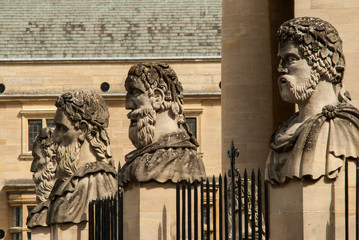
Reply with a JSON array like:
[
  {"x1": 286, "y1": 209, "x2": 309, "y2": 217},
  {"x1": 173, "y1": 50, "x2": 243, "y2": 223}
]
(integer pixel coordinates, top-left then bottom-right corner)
[{"x1": 0, "y1": 1, "x2": 222, "y2": 239}]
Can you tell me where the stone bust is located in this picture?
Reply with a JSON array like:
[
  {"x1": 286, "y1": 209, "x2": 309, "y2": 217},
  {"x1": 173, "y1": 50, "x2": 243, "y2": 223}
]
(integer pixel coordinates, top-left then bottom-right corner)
[
  {"x1": 31, "y1": 127, "x2": 57, "y2": 203},
  {"x1": 47, "y1": 90, "x2": 117, "y2": 224},
  {"x1": 265, "y1": 17, "x2": 359, "y2": 183},
  {"x1": 119, "y1": 62, "x2": 206, "y2": 185},
  {"x1": 27, "y1": 127, "x2": 57, "y2": 228}
]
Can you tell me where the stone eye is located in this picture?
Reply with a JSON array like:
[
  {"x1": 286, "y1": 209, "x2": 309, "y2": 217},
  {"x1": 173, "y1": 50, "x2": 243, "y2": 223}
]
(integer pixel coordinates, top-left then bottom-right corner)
[
  {"x1": 132, "y1": 89, "x2": 143, "y2": 96},
  {"x1": 287, "y1": 55, "x2": 298, "y2": 64}
]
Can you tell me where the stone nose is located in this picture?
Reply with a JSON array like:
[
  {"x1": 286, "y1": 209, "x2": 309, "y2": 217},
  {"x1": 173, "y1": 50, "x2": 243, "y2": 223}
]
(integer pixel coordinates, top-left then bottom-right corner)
[
  {"x1": 125, "y1": 95, "x2": 135, "y2": 110},
  {"x1": 277, "y1": 62, "x2": 288, "y2": 74},
  {"x1": 53, "y1": 127, "x2": 61, "y2": 143}
]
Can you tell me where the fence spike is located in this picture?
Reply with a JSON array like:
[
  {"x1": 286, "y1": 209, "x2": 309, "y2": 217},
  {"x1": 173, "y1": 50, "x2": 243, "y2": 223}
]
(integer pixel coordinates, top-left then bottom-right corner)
[
  {"x1": 258, "y1": 168, "x2": 263, "y2": 239},
  {"x1": 219, "y1": 174, "x2": 223, "y2": 240},
  {"x1": 224, "y1": 173, "x2": 228, "y2": 240},
  {"x1": 251, "y1": 169, "x2": 256, "y2": 240},
  {"x1": 238, "y1": 172, "x2": 242, "y2": 240},
  {"x1": 206, "y1": 178, "x2": 210, "y2": 240},
  {"x1": 244, "y1": 169, "x2": 249, "y2": 239},
  {"x1": 182, "y1": 180, "x2": 186, "y2": 240},
  {"x1": 212, "y1": 175, "x2": 217, "y2": 240},
  {"x1": 188, "y1": 180, "x2": 192, "y2": 240}
]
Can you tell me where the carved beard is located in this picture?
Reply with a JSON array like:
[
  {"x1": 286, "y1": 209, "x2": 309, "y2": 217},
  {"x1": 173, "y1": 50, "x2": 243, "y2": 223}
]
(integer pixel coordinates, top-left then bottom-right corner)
[
  {"x1": 33, "y1": 162, "x2": 56, "y2": 203},
  {"x1": 287, "y1": 70, "x2": 319, "y2": 102},
  {"x1": 128, "y1": 106, "x2": 156, "y2": 149},
  {"x1": 56, "y1": 141, "x2": 82, "y2": 182}
]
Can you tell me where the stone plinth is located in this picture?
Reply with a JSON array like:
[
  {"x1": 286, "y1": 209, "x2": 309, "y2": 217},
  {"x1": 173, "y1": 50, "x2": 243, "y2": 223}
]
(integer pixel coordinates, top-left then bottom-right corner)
[
  {"x1": 123, "y1": 181, "x2": 177, "y2": 240},
  {"x1": 30, "y1": 227, "x2": 50, "y2": 240},
  {"x1": 50, "y1": 222, "x2": 88, "y2": 240},
  {"x1": 269, "y1": 161, "x2": 357, "y2": 240}
]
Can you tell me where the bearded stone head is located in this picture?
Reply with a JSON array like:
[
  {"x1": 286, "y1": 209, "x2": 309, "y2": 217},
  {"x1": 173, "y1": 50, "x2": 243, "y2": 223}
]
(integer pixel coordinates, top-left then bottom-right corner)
[
  {"x1": 276, "y1": 17, "x2": 348, "y2": 103},
  {"x1": 125, "y1": 62, "x2": 197, "y2": 149},
  {"x1": 31, "y1": 127, "x2": 57, "y2": 204},
  {"x1": 53, "y1": 90, "x2": 113, "y2": 181}
]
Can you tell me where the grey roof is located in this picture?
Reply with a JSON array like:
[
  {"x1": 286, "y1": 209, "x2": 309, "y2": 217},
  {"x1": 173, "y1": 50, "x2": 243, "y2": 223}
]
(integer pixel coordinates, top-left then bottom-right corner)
[{"x1": 0, "y1": 0, "x2": 221, "y2": 60}]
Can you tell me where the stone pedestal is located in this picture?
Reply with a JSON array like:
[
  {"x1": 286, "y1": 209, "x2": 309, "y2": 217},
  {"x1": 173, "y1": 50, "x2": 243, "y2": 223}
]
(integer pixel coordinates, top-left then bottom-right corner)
[
  {"x1": 30, "y1": 227, "x2": 50, "y2": 240},
  {"x1": 49, "y1": 222, "x2": 88, "y2": 240},
  {"x1": 123, "y1": 181, "x2": 177, "y2": 240},
  {"x1": 269, "y1": 162, "x2": 357, "y2": 240}
]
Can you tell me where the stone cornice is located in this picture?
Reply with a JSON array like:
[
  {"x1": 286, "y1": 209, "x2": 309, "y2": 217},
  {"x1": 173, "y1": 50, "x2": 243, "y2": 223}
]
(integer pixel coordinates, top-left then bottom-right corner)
[{"x1": 0, "y1": 92, "x2": 221, "y2": 102}]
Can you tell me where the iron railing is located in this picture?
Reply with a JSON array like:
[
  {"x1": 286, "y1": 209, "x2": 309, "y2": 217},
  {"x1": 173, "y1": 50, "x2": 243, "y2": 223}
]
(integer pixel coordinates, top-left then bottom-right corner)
[
  {"x1": 344, "y1": 157, "x2": 359, "y2": 240},
  {"x1": 88, "y1": 188, "x2": 123, "y2": 240},
  {"x1": 176, "y1": 141, "x2": 269, "y2": 240}
]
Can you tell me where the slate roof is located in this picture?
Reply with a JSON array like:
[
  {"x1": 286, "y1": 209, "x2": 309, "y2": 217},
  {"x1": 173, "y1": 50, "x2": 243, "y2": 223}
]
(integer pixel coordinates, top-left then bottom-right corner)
[{"x1": 0, "y1": 0, "x2": 221, "y2": 60}]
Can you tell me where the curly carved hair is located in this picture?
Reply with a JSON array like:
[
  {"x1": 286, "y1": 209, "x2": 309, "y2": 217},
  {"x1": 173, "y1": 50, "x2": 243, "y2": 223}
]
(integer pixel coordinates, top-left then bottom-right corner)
[
  {"x1": 55, "y1": 90, "x2": 113, "y2": 165},
  {"x1": 277, "y1": 17, "x2": 345, "y2": 85},
  {"x1": 125, "y1": 62, "x2": 199, "y2": 146},
  {"x1": 33, "y1": 127, "x2": 57, "y2": 159},
  {"x1": 126, "y1": 62, "x2": 185, "y2": 124}
]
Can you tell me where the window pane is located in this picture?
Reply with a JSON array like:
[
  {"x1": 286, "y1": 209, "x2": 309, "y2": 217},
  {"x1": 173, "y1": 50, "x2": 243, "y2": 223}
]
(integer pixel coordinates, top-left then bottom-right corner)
[
  {"x1": 28, "y1": 119, "x2": 42, "y2": 151},
  {"x1": 186, "y1": 118, "x2": 197, "y2": 138},
  {"x1": 13, "y1": 206, "x2": 22, "y2": 227},
  {"x1": 46, "y1": 119, "x2": 55, "y2": 128},
  {"x1": 27, "y1": 206, "x2": 34, "y2": 217},
  {"x1": 13, "y1": 233, "x2": 22, "y2": 240}
]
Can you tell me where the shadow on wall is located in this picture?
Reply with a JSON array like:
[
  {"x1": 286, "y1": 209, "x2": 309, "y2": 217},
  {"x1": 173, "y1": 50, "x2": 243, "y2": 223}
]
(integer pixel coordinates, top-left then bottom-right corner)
[
  {"x1": 326, "y1": 182, "x2": 335, "y2": 240},
  {"x1": 158, "y1": 205, "x2": 168, "y2": 240}
]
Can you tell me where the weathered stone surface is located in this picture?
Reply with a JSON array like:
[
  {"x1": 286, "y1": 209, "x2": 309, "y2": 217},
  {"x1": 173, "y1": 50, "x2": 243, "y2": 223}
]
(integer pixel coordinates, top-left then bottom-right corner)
[
  {"x1": 265, "y1": 17, "x2": 359, "y2": 183},
  {"x1": 27, "y1": 127, "x2": 57, "y2": 228},
  {"x1": 119, "y1": 63, "x2": 206, "y2": 185},
  {"x1": 47, "y1": 90, "x2": 117, "y2": 224},
  {"x1": 123, "y1": 182, "x2": 177, "y2": 240},
  {"x1": 31, "y1": 127, "x2": 57, "y2": 204}
]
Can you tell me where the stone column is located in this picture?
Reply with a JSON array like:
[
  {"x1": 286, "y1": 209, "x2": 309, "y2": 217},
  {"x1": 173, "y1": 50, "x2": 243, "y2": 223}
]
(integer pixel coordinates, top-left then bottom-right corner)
[
  {"x1": 221, "y1": 0, "x2": 274, "y2": 172},
  {"x1": 123, "y1": 182, "x2": 177, "y2": 240}
]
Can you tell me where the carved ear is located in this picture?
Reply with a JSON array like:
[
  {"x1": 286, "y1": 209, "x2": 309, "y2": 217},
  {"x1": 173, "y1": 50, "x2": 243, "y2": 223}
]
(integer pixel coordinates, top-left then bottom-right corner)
[
  {"x1": 151, "y1": 88, "x2": 164, "y2": 111},
  {"x1": 78, "y1": 121, "x2": 89, "y2": 142}
]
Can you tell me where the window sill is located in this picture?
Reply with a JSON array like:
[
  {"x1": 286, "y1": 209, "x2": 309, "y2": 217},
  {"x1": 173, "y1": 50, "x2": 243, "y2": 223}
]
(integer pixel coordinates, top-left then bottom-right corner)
[
  {"x1": 18, "y1": 153, "x2": 33, "y2": 161},
  {"x1": 9, "y1": 227, "x2": 30, "y2": 233}
]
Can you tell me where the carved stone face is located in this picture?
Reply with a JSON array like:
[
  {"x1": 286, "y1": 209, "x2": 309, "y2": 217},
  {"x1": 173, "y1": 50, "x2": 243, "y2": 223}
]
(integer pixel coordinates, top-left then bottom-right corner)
[
  {"x1": 53, "y1": 109, "x2": 82, "y2": 146},
  {"x1": 53, "y1": 109, "x2": 82, "y2": 181},
  {"x1": 31, "y1": 136, "x2": 57, "y2": 203},
  {"x1": 125, "y1": 77, "x2": 153, "y2": 111},
  {"x1": 125, "y1": 76, "x2": 156, "y2": 149},
  {"x1": 31, "y1": 143, "x2": 46, "y2": 173},
  {"x1": 277, "y1": 41, "x2": 314, "y2": 103}
]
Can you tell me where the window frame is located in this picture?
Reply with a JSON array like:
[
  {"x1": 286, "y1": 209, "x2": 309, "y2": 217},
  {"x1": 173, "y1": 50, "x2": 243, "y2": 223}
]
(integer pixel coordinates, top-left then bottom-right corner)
[
  {"x1": 4, "y1": 184, "x2": 36, "y2": 240},
  {"x1": 19, "y1": 109, "x2": 56, "y2": 161},
  {"x1": 184, "y1": 108, "x2": 203, "y2": 155}
]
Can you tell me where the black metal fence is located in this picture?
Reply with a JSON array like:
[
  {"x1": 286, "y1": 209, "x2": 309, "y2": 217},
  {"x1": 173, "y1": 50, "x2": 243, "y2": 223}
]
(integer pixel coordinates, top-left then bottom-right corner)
[
  {"x1": 176, "y1": 141, "x2": 269, "y2": 240},
  {"x1": 87, "y1": 143, "x2": 359, "y2": 240},
  {"x1": 344, "y1": 158, "x2": 359, "y2": 240},
  {"x1": 88, "y1": 188, "x2": 123, "y2": 240},
  {"x1": 176, "y1": 172, "x2": 269, "y2": 240}
]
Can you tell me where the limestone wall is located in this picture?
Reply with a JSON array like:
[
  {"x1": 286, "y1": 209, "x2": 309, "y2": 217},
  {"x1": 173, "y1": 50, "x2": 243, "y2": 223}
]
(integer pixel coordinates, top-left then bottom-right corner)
[{"x1": 0, "y1": 60, "x2": 221, "y2": 238}]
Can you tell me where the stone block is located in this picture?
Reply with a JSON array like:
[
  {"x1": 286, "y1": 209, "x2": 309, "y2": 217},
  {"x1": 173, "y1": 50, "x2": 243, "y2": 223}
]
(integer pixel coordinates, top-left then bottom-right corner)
[
  {"x1": 123, "y1": 182, "x2": 177, "y2": 240},
  {"x1": 269, "y1": 168, "x2": 356, "y2": 240},
  {"x1": 31, "y1": 226, "x2": 50, "y2": 240},
  {"x1": 311, "y1": 0, "x2": 343, "y2": 8},
  {"x1": 50, "y1": 222, "x2": 88, "y2": 240}
]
